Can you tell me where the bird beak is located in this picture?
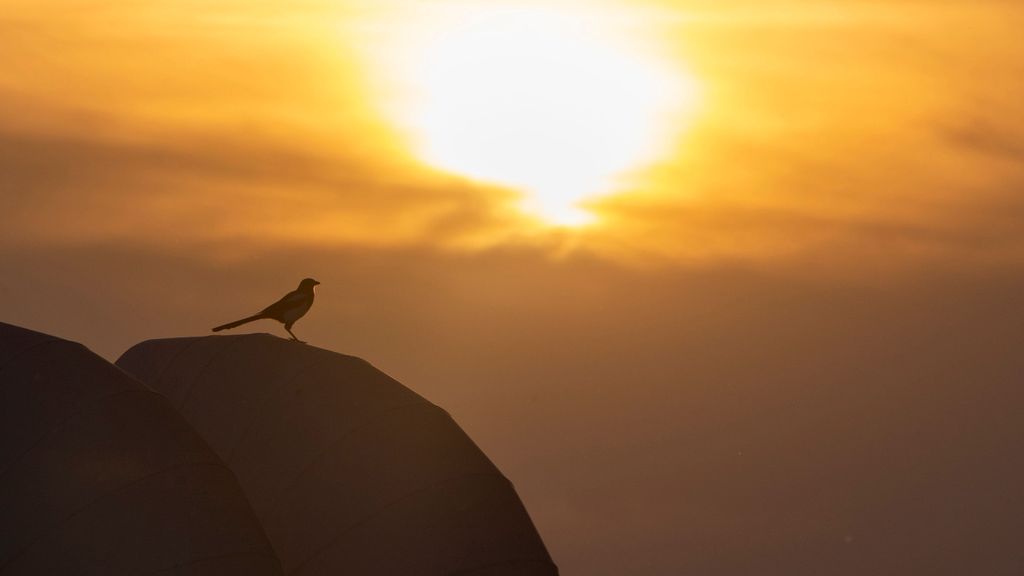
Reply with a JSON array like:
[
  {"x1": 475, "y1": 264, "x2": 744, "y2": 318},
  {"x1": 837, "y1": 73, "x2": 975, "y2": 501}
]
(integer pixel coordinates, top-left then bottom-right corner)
[{"x1": 314, "y1": 281, "x2": 321, "y2": 286}]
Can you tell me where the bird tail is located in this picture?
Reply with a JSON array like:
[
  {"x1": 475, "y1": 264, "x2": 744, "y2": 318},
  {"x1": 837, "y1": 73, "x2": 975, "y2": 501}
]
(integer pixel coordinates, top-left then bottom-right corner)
[{"x1": 212, "y1": 313, "x2": 266, "y2": 332}]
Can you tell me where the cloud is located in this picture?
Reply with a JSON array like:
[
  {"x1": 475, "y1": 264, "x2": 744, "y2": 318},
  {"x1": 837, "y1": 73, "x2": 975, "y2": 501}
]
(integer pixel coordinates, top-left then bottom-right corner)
[
  {"x1": 2, "y1": 0, "x2": 1023, "y2": 266},
  {"x1": 943, "y1": 119, "x2": 1024, "y2": 163},
  {"x1": 0, "y1": 126, "x2": 529, "y2": 250}
]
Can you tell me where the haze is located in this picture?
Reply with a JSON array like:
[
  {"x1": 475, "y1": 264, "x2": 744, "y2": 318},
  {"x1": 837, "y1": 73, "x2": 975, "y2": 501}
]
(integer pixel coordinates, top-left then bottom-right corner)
[{"x1": 2, "y1": 1, "x2": 1023, "y2": 574}]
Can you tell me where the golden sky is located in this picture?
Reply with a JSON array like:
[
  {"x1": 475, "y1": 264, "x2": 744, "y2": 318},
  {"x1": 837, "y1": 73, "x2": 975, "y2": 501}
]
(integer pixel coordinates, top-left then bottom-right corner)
[
  {"x1": 2, "y1": 2, "x2": 1023, "y2": 574},
  {"x1": 3, "y1": 0, "x2": 1023, "y2": 262}
]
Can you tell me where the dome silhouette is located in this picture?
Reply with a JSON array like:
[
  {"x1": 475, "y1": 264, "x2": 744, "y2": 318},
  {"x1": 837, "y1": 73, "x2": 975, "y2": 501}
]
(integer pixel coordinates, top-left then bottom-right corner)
[
  {"x1": 117, "y1": 333, "x2": 558, "y2": 576},
  {"x1": 0, "y1": 322, "x2": 281, "y2": 575}
]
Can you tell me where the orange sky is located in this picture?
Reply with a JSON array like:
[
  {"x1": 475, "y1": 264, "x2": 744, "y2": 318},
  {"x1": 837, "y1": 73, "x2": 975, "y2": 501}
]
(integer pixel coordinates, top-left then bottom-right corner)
[
  {"x1": 3, "y1": 0, "x2": 1023, "y2": 261},
  {"x1": 2, "y1": 1, "x2": 1023, "y2": 574}
]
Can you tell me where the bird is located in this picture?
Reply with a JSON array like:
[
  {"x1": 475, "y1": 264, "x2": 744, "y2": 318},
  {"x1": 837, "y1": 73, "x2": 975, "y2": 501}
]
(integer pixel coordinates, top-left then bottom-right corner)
[{"x1": 212, "y1": 278, "x2": 320, "y2": 343}]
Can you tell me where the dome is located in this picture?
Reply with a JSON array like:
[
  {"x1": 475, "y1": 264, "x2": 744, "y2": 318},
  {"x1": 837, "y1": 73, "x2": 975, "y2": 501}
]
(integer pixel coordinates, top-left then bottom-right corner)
[
  {"x1": 0, "y1": 322, "x2": 281, "y2": 575},
  {"x1": 117, "y1": 333, "x2": 558, "y2": 576}
]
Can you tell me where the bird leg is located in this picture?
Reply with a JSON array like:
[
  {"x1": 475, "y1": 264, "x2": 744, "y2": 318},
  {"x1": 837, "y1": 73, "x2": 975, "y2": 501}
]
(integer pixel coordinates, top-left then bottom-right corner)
[{"x1": 285, "y1": 326, "x2": 306, "y2": 344}]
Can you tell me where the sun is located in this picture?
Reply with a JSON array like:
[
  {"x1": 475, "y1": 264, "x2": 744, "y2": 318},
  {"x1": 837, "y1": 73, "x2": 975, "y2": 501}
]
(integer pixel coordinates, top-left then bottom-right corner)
[{"x1": 366, "y1": 4, "x2": 697, "y2": 226}]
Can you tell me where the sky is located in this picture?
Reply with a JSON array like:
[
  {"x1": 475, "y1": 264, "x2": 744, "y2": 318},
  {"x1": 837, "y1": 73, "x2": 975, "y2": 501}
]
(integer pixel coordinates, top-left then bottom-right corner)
[{"x1": 2, "y1": 1, "x2": 1023, "y2": 574}]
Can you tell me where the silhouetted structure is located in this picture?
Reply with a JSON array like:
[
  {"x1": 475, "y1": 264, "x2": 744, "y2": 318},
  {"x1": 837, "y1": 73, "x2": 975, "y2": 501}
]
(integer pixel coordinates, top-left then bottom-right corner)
[
  {"x1": 212, "y1": 278, "x2": 320, "y2": 343},
  {"x1": 117, "y1": 334, "x2": 558, "y2": 576},
  {"x1": 0, "y1": 322, "x2": 281, "y2": 575}
]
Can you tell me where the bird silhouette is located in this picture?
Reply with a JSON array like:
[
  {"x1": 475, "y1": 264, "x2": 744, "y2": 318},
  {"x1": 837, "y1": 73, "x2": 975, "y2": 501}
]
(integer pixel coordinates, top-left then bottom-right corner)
[{"x1": 212, "y1": 278, "x2": 320, "y2": 343}]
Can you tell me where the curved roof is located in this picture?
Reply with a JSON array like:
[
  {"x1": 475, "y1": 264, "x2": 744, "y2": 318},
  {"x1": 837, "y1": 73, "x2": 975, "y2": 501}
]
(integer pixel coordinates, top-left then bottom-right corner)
[
  {"x1": 118, "y1": 333, "x2": 558, "y2": 576},
  {"x1": 0, "y1": 322, "x2": 281, "y2": 575}
]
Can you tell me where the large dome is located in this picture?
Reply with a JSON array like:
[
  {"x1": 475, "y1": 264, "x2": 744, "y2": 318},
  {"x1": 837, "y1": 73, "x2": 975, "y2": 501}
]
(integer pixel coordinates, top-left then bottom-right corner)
[
  {"x1": 0, "y1": 322, "x2": 281, "y2": 575},
  {"x1": 117, "y1": 333, "x2": 557, "y2": 576}
]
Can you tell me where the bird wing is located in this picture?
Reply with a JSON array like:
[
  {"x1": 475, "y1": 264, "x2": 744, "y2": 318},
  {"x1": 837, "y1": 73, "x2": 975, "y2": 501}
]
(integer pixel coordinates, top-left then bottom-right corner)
[{"x1": 260, "y1": 289, "x2": 308, "y2": 318}]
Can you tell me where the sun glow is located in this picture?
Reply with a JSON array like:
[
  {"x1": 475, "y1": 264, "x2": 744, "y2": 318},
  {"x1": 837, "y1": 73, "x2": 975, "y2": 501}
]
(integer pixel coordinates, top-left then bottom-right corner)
[{"x1": 369, "y1": 4, "x2": 698, "y2": 225}]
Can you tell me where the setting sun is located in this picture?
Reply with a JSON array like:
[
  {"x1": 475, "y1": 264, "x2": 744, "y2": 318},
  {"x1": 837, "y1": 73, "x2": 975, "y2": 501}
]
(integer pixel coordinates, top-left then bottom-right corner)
[{"x1": 369, "y1": 4, "x2": 698, "y2": 225}]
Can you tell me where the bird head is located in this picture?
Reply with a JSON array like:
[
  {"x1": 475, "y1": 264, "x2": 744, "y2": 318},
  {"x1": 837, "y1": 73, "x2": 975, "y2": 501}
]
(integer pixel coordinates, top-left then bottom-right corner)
[{"x1": 299, "y1": 278, "x2": 321, "y2": 290}]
